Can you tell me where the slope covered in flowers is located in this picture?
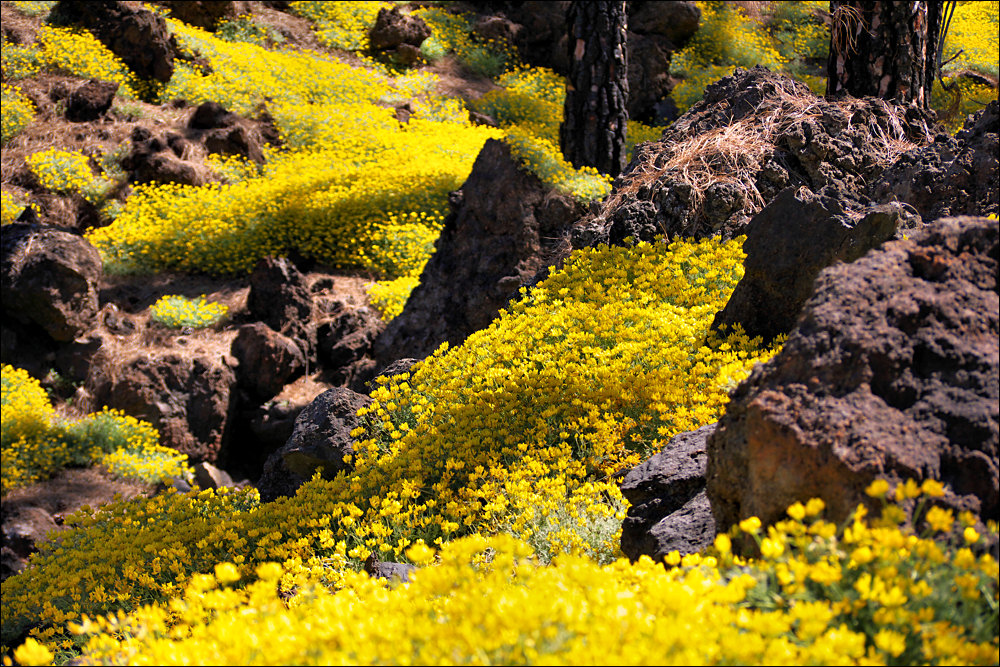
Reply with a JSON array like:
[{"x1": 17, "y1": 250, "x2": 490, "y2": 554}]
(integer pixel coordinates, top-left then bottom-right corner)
[{"x1": 1, "y1": 3, "x2": 998, "y2": 665}]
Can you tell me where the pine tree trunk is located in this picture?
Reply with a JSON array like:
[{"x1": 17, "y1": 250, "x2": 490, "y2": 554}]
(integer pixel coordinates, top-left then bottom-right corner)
[
  {"x1": 826, "y1": 0, "x2": 942, "y2": 108},
  {"x1": 559, "y1": 1, "x2": 629, "y2": 177}
]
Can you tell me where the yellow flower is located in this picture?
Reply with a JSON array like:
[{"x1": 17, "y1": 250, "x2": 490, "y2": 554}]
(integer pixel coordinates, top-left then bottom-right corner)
[
  {"x1": 714, "y1": 533, "x2": 732, "y2": 555},
  {"x1": 963, "y1": 526, "x2": 980, "y2": 544},
  {"x1": 920, "y1": 479, "x2": 945, "y2": 497},
  {"x1": 924, "y1": 506, "x2": 954, "y2": 533},
  {"x1": 874, "y1": 629, "x2": 907, "y2": 657},
  {"x1": 13, "y1": 638, "x2": 53, "y2": 666},
  {"x1": 739, "y1": 517, "x2": 762, "y2": 534},
  {"x1": 786, "y1": 502, "x2": 806, "y2": 521},
  {"x1": 865, "y1": 479, "x2": 890, "y2": 498},
  {"x1": 214, "y1": 562, "x2": 241, "y2": 584}
]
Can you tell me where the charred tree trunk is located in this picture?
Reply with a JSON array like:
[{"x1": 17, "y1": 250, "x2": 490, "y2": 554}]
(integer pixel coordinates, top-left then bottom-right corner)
[
  {"x1": 559, "y1": 1, "x2": 629, "y2": 177},
  {"x1": 826, "y1": 0, "x2": 943, "y2": 108}
]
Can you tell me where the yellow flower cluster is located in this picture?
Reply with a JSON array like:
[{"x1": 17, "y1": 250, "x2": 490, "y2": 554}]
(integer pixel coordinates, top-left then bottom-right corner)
[
  {"x1": 162, "y1": 19, "x2": 393, "y2": 116},
  {"x1": 1, "y1": 84, "x2": 34, "y2": 146},
  {"x1": 289, "y1": 1, "x2": 390, "y2": 52},
  {"x1": 1, "y1": 238, "x2": 773, "y2": 647},
  {"x1": 1, "y1": 42, "x2": 42, "y2": 80},
  {"x1": 413, "y1": 6, "x2": 517, "y2": 77},
  {"x1": 366, "y1": 276, "x2": 418, "y2": 321},
  {"x1": 671, "y1": 1, "x2": 789, "y2": 113},
  {"x1": 943, "y1": 1, "x2": 999, "y2": 80},
  {"x1": 1, "y1": 366, "x2": 191, "y2": 495},
  {"x1": 35, "y1": 25, "x2": 142, "y2": 99},
  {"x1": 149, "y1": 295, "x2": 229, "y2": 329},
  {"x1": 62, "y1": 491, "x2": 1000, "y2": 665},
  {"x1": 1, "y1": 190, "x2": 29, "y2": 225},
  {"x1": 26, "y1": 148, "x2": 93, "y2": 193}
]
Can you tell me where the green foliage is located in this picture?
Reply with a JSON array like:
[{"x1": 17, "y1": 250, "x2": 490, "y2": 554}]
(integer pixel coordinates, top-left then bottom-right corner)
[
  {"x1": 216, "y1": 16, "x2": 281, "y2": 47},
  {"x1": 1, "y1": 366, "x2": 190, "y2": 495}
]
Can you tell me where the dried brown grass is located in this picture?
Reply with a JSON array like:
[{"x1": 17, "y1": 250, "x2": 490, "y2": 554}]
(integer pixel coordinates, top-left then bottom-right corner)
[{"x1": 599, "y1": 83, "x2": 925, "y2": 227}]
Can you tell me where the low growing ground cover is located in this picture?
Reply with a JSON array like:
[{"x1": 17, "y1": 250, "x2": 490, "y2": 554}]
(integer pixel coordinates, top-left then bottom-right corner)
[{"x1": 1, "y1": 2, "x2": 998, "y2": 665}]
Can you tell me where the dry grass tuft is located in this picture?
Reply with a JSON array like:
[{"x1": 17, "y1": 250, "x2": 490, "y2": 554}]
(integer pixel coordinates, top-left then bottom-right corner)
[{"x1": 598, "y1": 83, "x2": 925, "y2": 231}]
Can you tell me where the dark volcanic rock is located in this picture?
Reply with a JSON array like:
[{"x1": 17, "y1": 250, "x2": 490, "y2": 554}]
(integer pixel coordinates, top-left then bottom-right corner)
[
  {"x1": 368, "y1": 6, "x2": 431, "y2": 51},
  {"x1": 247, "y1": 257, "x2": 316, "y2": 360},
  {"x1": 88, "y1": 353, "x2": 237, "y2": 464},
  {"x1": 706, "y1": 216, "x2": 999, "y2": 532},
  {"x1": 257, "y1": 388, "x2": 371, "y2": 502},
  {"x1": 52, "y1": 1, "x2": 179, "y2": 83},
  {"x1": 873, "y1": 100, "x2": 999, "y2": 220},
  {"x1": 65, "y1": 79, "x2": 119, "y2": 122},
  {"x1": 575, "y1": 66, "x2": 937, "y2": 247},
  {"x1": 188, "y1": 101, "x2": 240, "y2": 129},
  {"x1": 1, "y1": 506, "x2": 57, "y2": 581},
  {"x1": 712, "y1": 186, "x2": 918, "y2": 342},
  {"x1": 157, "y1": 1, "x2": 249, "y2": 31},
  {"x1": 373, "y1": 139, "x2": 584, "y2": 363},
  {"x1": 620, "y1": 423, "x2": 718, "y2": 561},
  {"x1": 1, "y1": 223, "x2": 102, "y2": 343},
  {"x1": 231, "y1": 323, "x2": 306, "y2": 402}
]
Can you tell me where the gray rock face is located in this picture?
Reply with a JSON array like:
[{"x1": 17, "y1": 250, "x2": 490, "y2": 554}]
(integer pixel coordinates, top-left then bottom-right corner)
[
  {"x1": 1, "y1": 223, "x2": 103, "y2": 343},
  {"x1": 873, "y1": 100, "x2": 999, "y2": 221},
  {"x1": 575, "y1": 66, "x2": 937, "y2": 247},
  {"x1": 256, "y1": 387, "x2": 371, "y2": 502},
  {"x1": 711, "y1": 186, "x2": 918, "y2": 343},
  {"x1": 373, "y1": 139, "x2": 584, "y2": 364},
  {"x1": 707, "y1": 216, "x2": 999, "y2": 532},
  {"x1": 620, "y1": 423, "x2": 717, "y2": 561}
]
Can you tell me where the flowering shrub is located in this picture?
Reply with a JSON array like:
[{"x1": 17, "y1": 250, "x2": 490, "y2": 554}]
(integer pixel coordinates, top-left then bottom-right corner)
[
  {"x1": 671, "y1": 2, "x2": 789, "y2": 113},
  {"x1": 41, "y1": 488, "x2": 1000, "y2": 665},
  {"x1": 35, "y1": 25, "x2": 143, "y2": 99},
  {"x1": 149, "y1": 295, "x2": 229, "y2": 329},
  {"x1": 1, "y1": 190, "x2": 29, "y2": 225},
  {"x1": 1, "y1": 43, "x2": 42, "y2": 80},
  {"x1": 289, "y1": 0, "x2": 389, "y2": 52},
  {"x1": 1, "y1": 366, "x2": 190, "y2": 495},
  {"x1": 366, "y1": 276, "x2": 418, "y2": 321},
  {"x1": 26, "y1": 148, "x2": 92, "y2": 192},
  {"x1": 1, "y1": 84, "x2": 34, "y2": 146}
]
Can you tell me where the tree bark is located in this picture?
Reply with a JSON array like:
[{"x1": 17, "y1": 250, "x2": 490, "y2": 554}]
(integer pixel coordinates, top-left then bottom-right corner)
[
  {"x1": 560, "y1": 1, "x2": 629, "y2": 177},
  {"x1": 826, "y1": 0, "x2": 943, "y2": 108}
]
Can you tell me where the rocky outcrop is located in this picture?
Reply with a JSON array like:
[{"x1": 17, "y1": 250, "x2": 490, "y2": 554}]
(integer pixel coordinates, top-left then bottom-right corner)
[
  {"x1": 707, "y1": 216, "x2": 999, "y2": 532},
  {"x1": 88, "y1": 353, "x2": 238, "y2": 464},
  {"x1": 316, "y1": 300, "x2": 384, "y2": 388},
  {"x1": 65, "y1": 79, "x2": 119, "y2": 122},
  {"x1": 620, "y1": 423, "x2": 717, "y2": 561},
  {"x1": 156, "y1": 1, "x2": 249, "y2": 31},
  {"x1": 712, "y1": 186, "x2": 919, "y2": 343},
  {"x1": 257, "y1": 388, "x2": 370, "y2": 502},
  {"x1": 51, "y1": 1, "x2": 179, "y2": 83},
  {"x1": 123, "y1": 126, "x2": 207, "y2": 187},
  {"x1": 573, "y1": 67, "x2": 937, "y2": 247},
  {"x1": 231, "y1": 323, "x2": 306, "y2": 402},
  {"x1": 247, "y1": 256, "x2": 316, "y2": 361},
  {"x1": 1, "y1": 223, "x2": 102, "y2": 343},
  {"x1": 873, "y1": 100, "x2": 999, "y2": 220},
  {"x1": 373, "y1": 139, "x2": 584, "y2": 364},
  {"x1": 368, "y1": 6, "x2": 430, "y2": 65}
]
